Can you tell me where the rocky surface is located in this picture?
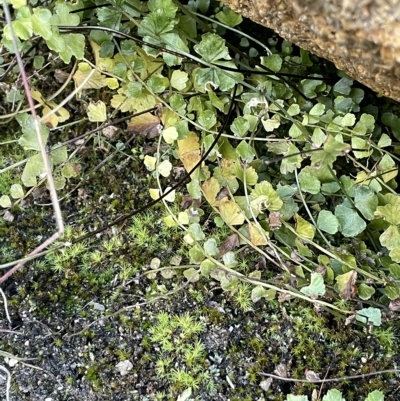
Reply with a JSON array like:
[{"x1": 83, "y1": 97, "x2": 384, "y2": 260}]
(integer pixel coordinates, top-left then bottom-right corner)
[{"x1": 221, "y1": 0, "x2": 400, "y2": 101}]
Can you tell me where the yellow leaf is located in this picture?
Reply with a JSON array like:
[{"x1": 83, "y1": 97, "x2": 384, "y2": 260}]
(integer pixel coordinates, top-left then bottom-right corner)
[
  {"x1": 106, "y1": 78, "x2": 119, "y2": 89},
  {"x1": 87, "y1": 101, "x2": 107, "y2": 122},
  {"x1": 73, "y1": 63, "x2": 107, "y2": 98},
  {"x1": 161, "y1": 108, "x2": 180, "y2": 128},
  {"x1": 218, "y1": 199, "x2": 245, "y2": 226},
  {"x1": 144, "y1": 156, "x2": 156, "y2": 171},
  {"x1": 157, "y1": 160, "x2": 172, "y2": 177},
  {"x1": 178, "y1": 211, "x2": 189, "y2": 225},
  {"x1": 202, "y1": 177, "x2": 221, "y2": 206},
  {"x1": 162, "y1": 126, "x2": 178, "y2": 144},
  {"x1": 295, "y1": 213, "x2": 315, "y2": 240},
  {"x1": 31, "y1": 89, "x2": 70, "y2": 128},
  {"x1": 149, "y1": 188, "x2": 159, "y2": 200},
  {"x1": 247, "y1": 223, "x2": 268, "y2": 245},
  {"x1": 163, "y1": 187, "x2": 176, "y2": 203},
  {"x1": 164, "y1": 215, "x2": 178, "y2": 227},
  {"x1": 177, "y1": 131, "x2": 201, "y2": 177}
]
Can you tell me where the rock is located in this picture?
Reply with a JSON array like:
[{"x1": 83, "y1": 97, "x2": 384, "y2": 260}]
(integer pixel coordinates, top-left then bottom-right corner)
[{"x1": 221, "y1": 0, "x2": 400, "y2": 102}]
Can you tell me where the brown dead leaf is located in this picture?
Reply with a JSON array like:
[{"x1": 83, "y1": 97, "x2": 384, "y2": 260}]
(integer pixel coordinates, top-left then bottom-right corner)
[
  {"x1": 268, "y1": 211, "x2": 282, "y2": 230},
  {"x1": 274, "y1": 363, "x2": 288, "y2": 378},
  {"x1": 336, "y1": 270, "x2": 357, "y2": 300},
  {"x1": 127, "y1": 112, "x2": 162, "y2": 138},
  {"x1": 218, "y1": 233, "x2": 240, "y2": 258},
  {"x1": 216, "y1": 187, "x2": 230, "y2": 201},
  {"x1": 389, "y1": 298, "x2": 400, "y2": 311},
  {"x1": 278, "y1": 292, "x2": 293, "y2": 303}
]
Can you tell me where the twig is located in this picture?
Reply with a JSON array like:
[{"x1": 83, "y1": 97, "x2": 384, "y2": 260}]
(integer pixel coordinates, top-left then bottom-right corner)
[
  {"x1": 258, "y1": 369, "x2": 400, "y2": 383},
  {"x1": 0, "y1": 288, "x2": 11, "y2": 323},
  {"x1": 0, "y1": 365, "x2": 11, "y2": 401}
]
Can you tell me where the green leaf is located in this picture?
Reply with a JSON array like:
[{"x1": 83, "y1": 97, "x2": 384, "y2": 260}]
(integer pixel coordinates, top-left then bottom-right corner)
[
  {"x1": 287, "y1": 104, "x2": 300, "y2": 116},
  {"x1": 300, "y1": 273, "x2": 325, "y2": 297},
  {"x1": 322, "y1": 389, "x2": 345, "y2": 401},
  {"x1": 289, "y1": 123, "x2": 304, "y2": 138},
  {"x1": 354, "y1": 186, "x2": 378, "y2": 220},
  {"x1": 188, "y1": 223, "x2": 205, "y2": 241},
  {"x1": 317, "y1": 210, "x2": 339, "y2": 234},
  {"x1": 0, "y1": 195, "x2": 12, "y2": 208},
  {"x1": 236, "y1": 141, "x2": 256, "y2": 163},
  {"x1": 141, "y1": 10, "x2": 175, "y2": 35},
  {"x1": 380, "y1": 224, "x2": 400, "y2": 251},
  {"x1": 365, "y1": 390, "x2": 384, "y2": 401},
  {"x1": 309, "y1": 103, "x2": 325, "y2": 116},
  {"x1": 251, "y1": 286, "x2": 275, "y2": 303},
  {"x1": 382, "y1": 111, "x2": 400, "y2": 140},
  {"x1": 215, "y1": 8, "x2": 242, "y2": 27},
  {"x1": 120, "y1": 40, "x2": 137, "y2": 56},
  {"x1": 280, "y1": 143, "x2": 302, "y2": 174},
  {"x1": 162, "y1": 127, "x2": 178, "y2": 144},
  {"x1": 384, "y1": 285, "x2": 400, "y2": 300},
  {"x1": 21, "y1": 153, "x2": 45, "y2": 187},
  {"x1": 17, "y1": 114, "x2": 49, "y2": 151},
  {"x1": 200, "y1": 259, "x2": 216, "y2": 276},
  {"x1": 261, "y1": 54, "x2": 282, "y2": 73},
  {"x1": 340, "y1": 113, "x2": 356, "y2": 127},
  {"x1": 58, "y1": 33, "x2": 85, "y2": 63},
  {"x1": 377, "y1": 133, "x2": 391, "y2": 148},
  {"x1": 170, "y1": 94, "x2": 186, "y2": 113},
  {"x1": 321, "y1": 181, "x2": 340, "y2": 194},
  {"x1": 374, "y1": 197, "x2": 400, "y2": 225},
  {"x1": 193, "y1": 67, "x2": 220, "y2": 92},
  {"x1": 162, "y1": 32, "x2": 189, "y2": 66},
  {"x1": 250, "y1": 181, "x2": 283, "y2": 211},
  {"x1": 194, "y1": 33, "x2": 230, "y2": 63},
  {"x1": 234, "y1": 163, "x2": 258, "y2": 186},
  {"x1": 50, "y1": 145, "x2": 68, "y2": 164},
  {"x1": 189, "y1": 245, "x2": 205, "y2": 263},
  {"x1": 358, "y1": 283, "x2": 375, "y2": 300},
  {"x1": 333, "y1": 76, "x2": 353, "y2": 95},
  {"x1": 222, "y1": 253, "x2": 238, "y2": 270},
  {"x1": 231, "y1": 117, "x2": 250, "y2": 137},
  {"x1": 31, "y1": 8, "x2": 52, "y2": 40},
  {"x1": 298, "y1": 171, "x2": 320, "y2": 194},
  {"x1": 355, "y1": 307, "x2": 381, "y2": 326},
  {"x1": 204, "y1": 238, "x2": 218, "y2": 256},
  {"x1": 12, "y1": 19, "x2": 32, "y2": 40},
  {"x1": 311, "y1": 134, "x2": 351, "y2": 167},
  {"x1": 148, "y1": 0, "x2": 178, "y2": 17},
  {"x1": 170, "y1": 70, "x2": 188, "y2": 90},
  {"x1": 299, "y1": 78, "x2": 324, "y2": 98},
  {"x1": 51, "y1": 4, "x2": 80, "y2": 26},
  {"x1": 335, "y1": 204, "x2": 366, "y2": 237},
  {"x1": 334, "y1": 96, "x2": 354, "y2": 114},
  {"x1": 198, "y1": 109, "x2": 216, "y2": 130},
  {"x1": 97, "y1": 7, "x2": 121, "y2": 29},
  {"x1": 287, "y1": 396, "x2": 308, "y2": 401},
  {"x1": 10, "y1": 184, "x2": 24, "y2": 199},
  {"x1": 147, "y1": 75, "x2": 169, "y2": 93},
  {"x1": 311, "y1": 127, "x2": 326, "y2": 146},
  {"x1": 389, "y1": 263, "x2": 400, "y2": 279},
  {"x1": 389, "y1": 247, "x2": 400, "y2": 263},
  {"x1": 8, "y1": 0, "x2": 26, "y2": 8},
  {"x1": 261, "y1": 116, "x2": 280, "y2": 132}
]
